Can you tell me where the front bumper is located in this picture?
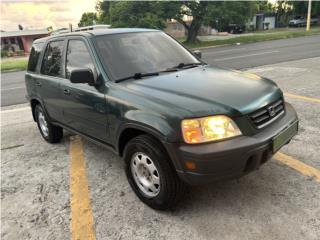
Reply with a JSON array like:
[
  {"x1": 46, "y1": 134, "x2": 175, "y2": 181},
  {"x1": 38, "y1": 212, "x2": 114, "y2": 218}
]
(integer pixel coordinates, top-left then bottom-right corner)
[{"x1": 164, "y1": 102, "x2": 298, "y2": 185}]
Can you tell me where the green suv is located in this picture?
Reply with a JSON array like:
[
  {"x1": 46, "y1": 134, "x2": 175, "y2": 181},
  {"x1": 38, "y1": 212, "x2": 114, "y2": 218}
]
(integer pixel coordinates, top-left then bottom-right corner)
[{"x1": 25, "y1": 29, "x2": 298, "y2": 210}]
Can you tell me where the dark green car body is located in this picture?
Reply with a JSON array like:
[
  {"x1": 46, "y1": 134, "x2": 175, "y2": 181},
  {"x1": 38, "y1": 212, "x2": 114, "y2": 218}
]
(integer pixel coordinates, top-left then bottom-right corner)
[{"x1": 25, "y1": 29, "x2": 298, "y2": 185}]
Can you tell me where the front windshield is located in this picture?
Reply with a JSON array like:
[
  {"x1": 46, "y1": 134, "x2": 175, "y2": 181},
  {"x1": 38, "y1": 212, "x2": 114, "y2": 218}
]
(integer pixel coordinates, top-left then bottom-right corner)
[{"x1": 95, "y1": 31, "x2": 200, "y2": 81}]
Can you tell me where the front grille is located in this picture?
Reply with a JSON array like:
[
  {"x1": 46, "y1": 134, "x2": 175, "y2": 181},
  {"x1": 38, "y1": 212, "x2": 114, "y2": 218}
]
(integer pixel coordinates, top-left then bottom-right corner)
[{"x1": 249, "y1": 99, "x2": 285, "y2": 129}]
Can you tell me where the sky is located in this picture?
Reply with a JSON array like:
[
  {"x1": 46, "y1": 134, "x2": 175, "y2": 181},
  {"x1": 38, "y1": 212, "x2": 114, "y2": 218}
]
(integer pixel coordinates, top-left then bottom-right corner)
[{"x1": 1, "y1": 0, "x2": 96, "y2": 31}]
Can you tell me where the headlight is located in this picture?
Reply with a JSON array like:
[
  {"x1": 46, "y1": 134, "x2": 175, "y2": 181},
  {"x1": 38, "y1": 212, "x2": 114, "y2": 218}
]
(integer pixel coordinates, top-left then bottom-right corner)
[{"x1": 181, "y1": 115, "x2": 242, "y2": 144}]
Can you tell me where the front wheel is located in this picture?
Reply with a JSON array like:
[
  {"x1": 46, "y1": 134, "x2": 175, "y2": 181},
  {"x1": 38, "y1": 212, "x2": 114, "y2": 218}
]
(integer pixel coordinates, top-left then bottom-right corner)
[
  {"x1": 35, "y1": 104, "x2": 63, "y2": 143},
  {"x1": 124, "y1": 134, "x2": 186, "y2": 210}
]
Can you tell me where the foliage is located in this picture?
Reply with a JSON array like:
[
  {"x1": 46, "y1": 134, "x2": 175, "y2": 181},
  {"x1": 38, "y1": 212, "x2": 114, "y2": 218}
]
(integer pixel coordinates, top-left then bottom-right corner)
[
  {"x1": 78, "y1": 12, "x2": 99, "y2": 27},
  {"x1": 204, "y1": 2, "x2": 257, "y2": 31},
  {"x1": 160, "y1": 1, "x2": 210, "y2": 43},
  {"x1": 291, "y1": 1, "x2": 320, "y2": 16},
  {"x1": 1, "y1": 50, "x2": 9, "y2": 58},
  {"x1": 94, "y1": 1, "x2": 257, "y2": 43},
  {"x1": 95, "y1": 1, "x2": 166, "y2": 29},
  {"x1": 273, "y1": 0, "x2": 320, "y2": 27}
]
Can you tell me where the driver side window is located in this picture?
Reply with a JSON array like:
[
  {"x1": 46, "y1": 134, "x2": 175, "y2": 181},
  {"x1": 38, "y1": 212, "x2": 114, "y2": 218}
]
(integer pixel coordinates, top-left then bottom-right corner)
[{"x1": 66, "y1": 40, "x2": 95, "y2": 79}]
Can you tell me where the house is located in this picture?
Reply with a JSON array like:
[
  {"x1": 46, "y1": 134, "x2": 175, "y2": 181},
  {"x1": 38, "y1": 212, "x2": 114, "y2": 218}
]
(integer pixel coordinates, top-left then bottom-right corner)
[
  {"x1": 164, "y1": 20, "x2": 186, "y2": 38},
  {"x1": 249, "y1": 13, "x2": 276, "y2": 30},
  {"x1": 164, "y1": 19, "x2": 212, "y2": 39},
  {"x1": 1, "y1": 29, "x2": 50, "y2": 54}
]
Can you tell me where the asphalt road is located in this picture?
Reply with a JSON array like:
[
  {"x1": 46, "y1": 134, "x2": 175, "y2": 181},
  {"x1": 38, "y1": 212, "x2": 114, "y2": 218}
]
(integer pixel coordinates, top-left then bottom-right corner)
[
  {"x1": 1, "y1": 35, "x2": 320, "y2": 107},
  {"x1": 201, "y1": 34, "x2": 320, "y2": 69}
]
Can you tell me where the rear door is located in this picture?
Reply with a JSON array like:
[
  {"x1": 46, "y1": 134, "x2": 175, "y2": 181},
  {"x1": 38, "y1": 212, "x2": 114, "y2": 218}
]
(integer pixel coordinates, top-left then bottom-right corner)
[
  {"x1": 25, "y1": 42, "x2": 44, "y2": 100},
  {"x1": 60, "y1": 37, "x2": 108, "y2": 142},
  {"x1": 35, "y1": 39, "x2": 65, "y2": 121}
]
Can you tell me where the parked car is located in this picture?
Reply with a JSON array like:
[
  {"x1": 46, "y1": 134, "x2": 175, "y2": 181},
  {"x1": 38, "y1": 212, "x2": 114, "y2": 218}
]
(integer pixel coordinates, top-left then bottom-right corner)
[
  {"x1": 225, "y1": 24, "x2": 245, "y2": 34},
  {"x1": 25, "y1": 29, "x2": 298, "y2": 210},
  {"x1": 289, "y1": 16, "x2": 318, "y2": 27}
]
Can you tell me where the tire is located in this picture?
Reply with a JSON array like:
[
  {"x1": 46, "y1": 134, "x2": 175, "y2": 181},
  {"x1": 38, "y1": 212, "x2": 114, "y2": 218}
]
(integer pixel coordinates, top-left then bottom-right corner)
[
  {"x1": 35, "y1": 104, "x2": 63, "y2": 143},
  {"x1": 124, "y1": 134, "x2": 186, "y2": 210}
]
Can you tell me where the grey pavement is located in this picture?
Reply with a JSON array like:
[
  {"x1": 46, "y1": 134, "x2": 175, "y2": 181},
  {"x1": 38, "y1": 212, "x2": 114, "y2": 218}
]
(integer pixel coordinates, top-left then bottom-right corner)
[
  {"x1": 1, "y1": 35, "x2": 320, "y2": 107},
  {"x1": 1, "y1": 57, "x2": 320, "y2": 239}
]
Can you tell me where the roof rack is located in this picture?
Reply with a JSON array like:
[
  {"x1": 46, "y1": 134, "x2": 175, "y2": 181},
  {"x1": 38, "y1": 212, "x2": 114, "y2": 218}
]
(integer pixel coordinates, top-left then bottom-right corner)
[{"x1": 74, "y1": 25, "x2": 111, "y2": 32}]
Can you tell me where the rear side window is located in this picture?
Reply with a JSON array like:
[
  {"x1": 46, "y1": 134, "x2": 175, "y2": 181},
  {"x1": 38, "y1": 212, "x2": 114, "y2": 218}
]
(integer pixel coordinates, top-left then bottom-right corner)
[
  {"x1": 27, "y1": 42, "x2": 43, "y2": 72},
  {"x1": 41, "y1": 40, "x2": 64, "y2": 77},
  {"x1": 66, "y1": 40, "x2": 95, "y2": 79}
]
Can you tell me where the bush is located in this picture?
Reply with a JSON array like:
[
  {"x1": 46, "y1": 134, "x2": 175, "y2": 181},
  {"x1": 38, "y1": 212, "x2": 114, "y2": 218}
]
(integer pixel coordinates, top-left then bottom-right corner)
[{"x1": 1, "y1": 50, "x2": 9, "y2": 58}]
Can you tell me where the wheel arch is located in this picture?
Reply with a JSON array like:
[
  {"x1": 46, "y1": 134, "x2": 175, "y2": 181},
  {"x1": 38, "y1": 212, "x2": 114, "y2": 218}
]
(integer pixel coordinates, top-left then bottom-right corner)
[
  {"x1": 117, "y1": 123, "x2": 167, "y2": 157},
  {"x1": 30, "y1": 97, "x2": 50, "y2": 122},
  {"x1": 30, "y1": 98, "x2": 42, "y2": 121}
]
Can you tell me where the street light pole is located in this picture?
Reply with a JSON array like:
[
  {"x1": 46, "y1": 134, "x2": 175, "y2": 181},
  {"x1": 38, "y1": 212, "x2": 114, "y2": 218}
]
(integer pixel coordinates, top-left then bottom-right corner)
[{"x1": 306, "y1": 0, "x2": 312, "y2": 31}]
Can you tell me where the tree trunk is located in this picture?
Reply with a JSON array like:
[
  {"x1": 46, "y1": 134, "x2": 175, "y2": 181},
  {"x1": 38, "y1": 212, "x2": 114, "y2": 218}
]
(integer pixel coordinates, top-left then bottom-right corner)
[{"x1": 186, "y1": 19, "x2": 202, "y2": 44}]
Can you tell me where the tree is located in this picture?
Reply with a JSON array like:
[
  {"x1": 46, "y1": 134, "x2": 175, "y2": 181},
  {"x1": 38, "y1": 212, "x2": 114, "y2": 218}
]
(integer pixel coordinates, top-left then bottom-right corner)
[
  {"x1": 95, "y1": 1, "x2": 259, "y2": 44},
  {"x1": 95, "y1": 1, "x2": 166, "y2": 29},
  {"x1": 156, "y1": 1, "x2": 209, "y2": 43},
  {"x1": 78, "y1": 12, "x2": 99, "y2": 27},
  {"x1": 204, "y1": 2, "x2": 257, "y2": 32},
  {"x1": 291, "y1": 1, "x2": 320, "y2": 17}
]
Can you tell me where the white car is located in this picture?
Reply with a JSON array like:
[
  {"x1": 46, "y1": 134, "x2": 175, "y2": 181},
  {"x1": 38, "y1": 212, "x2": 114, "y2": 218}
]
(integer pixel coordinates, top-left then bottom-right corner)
[{"x1": 289, "y1": 16, "x2": 318, "y2": 27}]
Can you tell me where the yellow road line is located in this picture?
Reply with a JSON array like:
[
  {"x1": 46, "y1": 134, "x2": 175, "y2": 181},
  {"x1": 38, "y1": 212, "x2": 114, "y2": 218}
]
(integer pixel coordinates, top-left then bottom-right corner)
[
  {"x1": 275, "y1": 152, "x2": 320, "y2": 183},
  {"x1": 284, "y1": 92, "x2": 320, "y2": 103},
  {"x1": 69, "y1": 136, "x2": 96, "y2": 240}
]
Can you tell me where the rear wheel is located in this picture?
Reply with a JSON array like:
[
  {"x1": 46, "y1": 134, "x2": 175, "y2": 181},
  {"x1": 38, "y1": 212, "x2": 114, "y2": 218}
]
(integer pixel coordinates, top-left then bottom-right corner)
[
  {"x1": 124, "y1": 134, "x2": 186, "y2": 210},
  {"x1": 35, "y1": 104, "x2": 63, "y2": 143}
]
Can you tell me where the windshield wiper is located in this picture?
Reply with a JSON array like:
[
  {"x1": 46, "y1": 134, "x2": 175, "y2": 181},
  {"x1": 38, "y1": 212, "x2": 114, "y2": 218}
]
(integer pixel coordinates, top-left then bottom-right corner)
[
  {"x1": 115, "y1": 69, "x2": 178, "y2": 83},
  {"x1": 115, "y1": 72, "x2": 159, "y2": 83},
  {"x1": 167, "y1": 62, "x2": 204, "y2": 71}
]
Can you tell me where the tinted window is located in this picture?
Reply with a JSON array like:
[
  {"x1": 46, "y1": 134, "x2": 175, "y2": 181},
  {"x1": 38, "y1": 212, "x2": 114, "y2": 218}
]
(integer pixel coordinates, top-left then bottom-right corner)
[
  {"x1": 41, "y1": 40, "x2": 64, "y2": 77},
  {"x1": 66, "y1": 40, "x2": 95, "y2": 79},
  {"x1": 27, "y1": 42, "x2": 43, "y2": 72},
  {"x1": 95, "y1": 31, "x2": 199, "y2": 81}
]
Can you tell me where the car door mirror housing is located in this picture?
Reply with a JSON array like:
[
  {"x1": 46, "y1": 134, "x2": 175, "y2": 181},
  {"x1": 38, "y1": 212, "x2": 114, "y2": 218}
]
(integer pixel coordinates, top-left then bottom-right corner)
[
  {"x1": 193, "y1": 50, "x2": 202, "y2": 59},
  {"x1": 70, "y1": 68, "x2": 96, "y2": 85}
]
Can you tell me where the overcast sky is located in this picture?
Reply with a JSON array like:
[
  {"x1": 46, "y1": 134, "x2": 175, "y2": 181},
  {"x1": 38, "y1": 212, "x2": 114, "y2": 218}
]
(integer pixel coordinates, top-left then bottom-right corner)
[{"x1": 1, "y1": 0, "x2": 96, "y2": 31}]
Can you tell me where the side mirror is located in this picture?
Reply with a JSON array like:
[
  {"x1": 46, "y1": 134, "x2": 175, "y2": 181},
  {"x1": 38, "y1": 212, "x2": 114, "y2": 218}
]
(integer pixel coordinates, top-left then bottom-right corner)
[
  {"x1": 70, "y1": 68, "x2": 96, "y2": 85},
  {"x1": 193, "y1": 50, "x2": 202, "y2": 59}
]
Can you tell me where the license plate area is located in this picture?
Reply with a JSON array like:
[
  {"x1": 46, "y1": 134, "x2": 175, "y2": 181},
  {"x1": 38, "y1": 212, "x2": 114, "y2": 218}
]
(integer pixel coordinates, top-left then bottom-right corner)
[{"x1": 272, "y1": 121, "x2": 298, "y2": 153}]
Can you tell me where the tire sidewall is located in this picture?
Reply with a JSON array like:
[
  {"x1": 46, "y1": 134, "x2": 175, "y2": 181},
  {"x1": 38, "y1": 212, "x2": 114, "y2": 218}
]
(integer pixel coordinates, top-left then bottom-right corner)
[
  {"x1": 35, "y1": 104, "x2": 52, "y2": 142},
  {"x1": 124, "y1": 138, "x2": 170, "y2": 208}
]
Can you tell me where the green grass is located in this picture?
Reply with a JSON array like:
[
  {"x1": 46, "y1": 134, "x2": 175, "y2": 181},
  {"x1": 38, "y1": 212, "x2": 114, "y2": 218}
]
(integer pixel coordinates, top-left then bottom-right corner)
[
  {"x1": 1, "y1": 58, "x2": 28, "y2": 72},
  {"x1": 183, "y1": 28, "x2": 320, "y2": 49}
]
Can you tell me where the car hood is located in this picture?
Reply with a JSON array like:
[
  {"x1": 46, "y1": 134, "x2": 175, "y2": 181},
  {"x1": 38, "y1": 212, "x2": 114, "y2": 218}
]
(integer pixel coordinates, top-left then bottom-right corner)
[{"x1": 121, "y1": 66, "x2": 282, "y2": 117}]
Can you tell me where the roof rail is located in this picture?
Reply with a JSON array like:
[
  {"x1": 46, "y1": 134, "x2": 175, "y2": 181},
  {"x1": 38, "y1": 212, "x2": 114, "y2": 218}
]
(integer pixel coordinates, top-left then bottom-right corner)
[{"x1": 74, "y1": 25, "x2": 111, "y2": 32}]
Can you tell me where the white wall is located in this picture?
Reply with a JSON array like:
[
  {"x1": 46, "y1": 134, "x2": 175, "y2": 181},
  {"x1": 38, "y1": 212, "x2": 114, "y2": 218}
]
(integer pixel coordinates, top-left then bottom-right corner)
[{"x1": 264, "y1": 16, "x2": 276, "y2": 29}]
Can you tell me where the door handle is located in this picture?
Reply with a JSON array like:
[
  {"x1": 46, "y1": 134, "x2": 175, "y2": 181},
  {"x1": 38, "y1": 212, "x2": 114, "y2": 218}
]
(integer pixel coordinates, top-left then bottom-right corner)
[
  {"x1": 35, "y1": 82, "x2": 42, "y2": 87},
  {"x1": 63, "y1": 89, "x2": 71, "y2": 95}
]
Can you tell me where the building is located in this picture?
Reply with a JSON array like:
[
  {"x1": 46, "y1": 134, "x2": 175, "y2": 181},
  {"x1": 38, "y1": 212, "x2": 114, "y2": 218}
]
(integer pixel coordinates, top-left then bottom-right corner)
[
  {"x1": 249, "y1": 13, "x2": 276, "y2": 30},
  {"x1": 1, "y1": 29, "x2": 50, "y2": 54},
  {"x1": 164, "y1": 19, "x2": 212, "y2": 39},
  {"x1": 164, "y1": 20, "x2": 186, "y2": 38}
]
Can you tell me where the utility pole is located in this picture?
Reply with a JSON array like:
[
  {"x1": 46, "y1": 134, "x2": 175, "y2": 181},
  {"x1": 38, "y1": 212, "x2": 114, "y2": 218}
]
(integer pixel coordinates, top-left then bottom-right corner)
[{"x1": 306, "y1": 0, "x2": 312, "y2": 31}]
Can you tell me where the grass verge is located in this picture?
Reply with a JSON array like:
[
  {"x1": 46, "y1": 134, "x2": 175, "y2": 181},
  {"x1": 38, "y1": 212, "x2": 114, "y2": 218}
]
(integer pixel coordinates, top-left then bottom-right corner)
[
  {"x1": 183, "y1": 28, "x2": 320, "y2": 49},
  {"x1": 1, "y1": 58, "x2": 28, "y2": 72}
]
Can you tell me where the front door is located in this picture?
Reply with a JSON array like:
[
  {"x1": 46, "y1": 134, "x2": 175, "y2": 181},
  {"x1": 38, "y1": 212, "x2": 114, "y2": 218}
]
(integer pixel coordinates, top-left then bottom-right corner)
[{"x1": 60, "y1": 38, "x2": 108, "y2": 142}]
